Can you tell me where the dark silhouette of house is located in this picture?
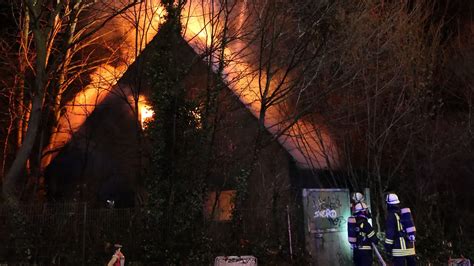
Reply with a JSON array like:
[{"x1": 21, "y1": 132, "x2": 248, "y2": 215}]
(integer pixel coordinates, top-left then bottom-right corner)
[
  {"x1": 44, "y1": 25, "x2": 350, "y2": 260},
  {"x1": 45, "y1": 23, "x2": 342, "y2": 200}
]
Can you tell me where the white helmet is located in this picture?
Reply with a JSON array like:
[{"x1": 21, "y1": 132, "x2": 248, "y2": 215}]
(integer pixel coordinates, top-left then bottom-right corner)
[
  {"x1": 352, "y1": 192, "x2": 365, "y2": 203},
  {"x1": 386, "y1": 193, "x2": 400, "y2": 205},
  {"x1": 353, "y1": 202, "x2": 368, "y2": 213}
]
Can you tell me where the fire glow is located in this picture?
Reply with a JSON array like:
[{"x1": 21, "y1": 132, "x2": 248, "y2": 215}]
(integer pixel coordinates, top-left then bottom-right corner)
[
  {"x1": 182, "y1": 1, "x2": 338, "y2": 168},
  {"x1": 139, "y1": 101, "x2": 154, "y2": 129},
  {"x1": 45, "y1": 0, "x2": 338, "y2": 170},
  {"x1": 42, "y1": 1, "x2": 165, "y2": 167}
]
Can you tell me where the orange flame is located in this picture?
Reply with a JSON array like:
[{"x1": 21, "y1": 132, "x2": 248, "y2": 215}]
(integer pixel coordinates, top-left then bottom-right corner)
[
  {"x1": 139, "y1": 97, "x2": 154, "y2": 129},
  {"x1": 182, "y1": 1, "x2": 338, "y2": 168},
  {"x1": 43, "y1": 2, "x2": 165, "y2": 167},
  {"x1": 46, "y1": 64, "x2": 127, "y2": 158}
]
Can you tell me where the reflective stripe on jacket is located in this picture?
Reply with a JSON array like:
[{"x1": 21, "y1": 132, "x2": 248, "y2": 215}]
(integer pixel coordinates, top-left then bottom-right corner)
[
  {"x1": 385, "y1": 210, "x2": 415, "y2": 257},
  {"x1": 355, "y1": 216, "x2": 378, "y2": 250}
]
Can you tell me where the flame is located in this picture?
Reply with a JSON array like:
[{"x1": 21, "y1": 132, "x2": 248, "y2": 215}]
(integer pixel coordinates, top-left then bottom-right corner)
[
  {"x1": 182, "y1": 1, "x2": 339, "y2": 168},
  {"x1": 182, "y1": 0, "x2": 240, "y2": 49},
  {"x1": 47, "y1": 64, "x2": 127, "y2": 152},
  {"x1": 57, "y1": 1, "x2": 165, "y2": 135},
  {"x1": 111, "y1": 1, "x2": 165, "y2": 63},
  {"x1": 139, "y1": 98, "x2": 154, "y2": 129},
  {"x1": 43, "y1": 2, "x2": 165, "y2": 167}
]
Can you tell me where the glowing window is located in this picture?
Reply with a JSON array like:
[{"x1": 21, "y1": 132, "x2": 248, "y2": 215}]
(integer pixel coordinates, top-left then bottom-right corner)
[{"x1": 139, "y1": 102, "x2": 154, "y2": 129}]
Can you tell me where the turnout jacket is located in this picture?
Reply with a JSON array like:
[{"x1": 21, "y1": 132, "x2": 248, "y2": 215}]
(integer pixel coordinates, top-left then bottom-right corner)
[
  {"x1": 354, "y1": 215, "x2": 378, "y2": 250},
  {"x1": 385, "y1": 207, "x2": 416, "y2": 257}
]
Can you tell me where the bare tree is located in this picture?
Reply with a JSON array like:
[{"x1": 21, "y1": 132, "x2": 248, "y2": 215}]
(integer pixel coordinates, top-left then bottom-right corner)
[
  {"x1": 1, "y1": 0, "x2": 142, "y2": 205},
  {"x1": 319, "y1": 1, "x2": 447, "y2": 231}
]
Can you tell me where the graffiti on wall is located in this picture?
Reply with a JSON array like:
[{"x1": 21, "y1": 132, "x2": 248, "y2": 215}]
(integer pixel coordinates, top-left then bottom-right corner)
[
  {"x1": 304, "y1": 190, "x2": 348, "y2": 232},
  {"x1": 302, "y1": 189, "x2": 352, "y2": 265},
  {"x1": 312, "y1": 194, "x2": 345, "y2": 227}
]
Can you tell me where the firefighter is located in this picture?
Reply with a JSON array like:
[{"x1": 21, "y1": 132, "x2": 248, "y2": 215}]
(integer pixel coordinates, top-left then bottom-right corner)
[
  {"x1": 352, "y1": 192, "x2": 365, "y2": 204},
  {"x1": 349, "y1": 202, "x2": 379, "y2": 266},
  {"x1": 351, "y1": 192, "x2": 366, "y2": 214},
  {"x1": 351, "y1": 191, "x2": 374, "y2": 222},
  {"x1": 384, "y1": 193, "x2": 416, "y2": 266}
]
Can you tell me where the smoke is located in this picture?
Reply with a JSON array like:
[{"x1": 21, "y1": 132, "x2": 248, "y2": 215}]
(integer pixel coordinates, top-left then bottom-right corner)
[{"x1": 182, "y1": 0, "x2": 339, "y2": 168}]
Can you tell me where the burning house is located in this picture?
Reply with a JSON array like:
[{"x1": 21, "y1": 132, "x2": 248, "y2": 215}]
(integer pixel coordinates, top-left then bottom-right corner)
[
  {"x1": 1, "y1": 0, "x2": 473, "y2": 264},
  {"x1": 44, "y1": 2, "x2": 341, "y2": 211},
  {"x1": 43, "y1": 1, "x2": 353, "y2": 264}
]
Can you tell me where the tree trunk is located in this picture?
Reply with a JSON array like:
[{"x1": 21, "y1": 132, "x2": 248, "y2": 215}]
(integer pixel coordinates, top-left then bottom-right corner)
[
  {"x1": 3, "y1": 93, "x2": 43, "y2": 203},
  {"x1": 3, "y1": 18, "x2": 47, "y2": 203}
]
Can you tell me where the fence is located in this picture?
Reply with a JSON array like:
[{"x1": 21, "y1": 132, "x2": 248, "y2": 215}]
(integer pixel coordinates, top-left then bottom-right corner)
[
  {"x1": 0, "y1": 203, "x2": 146, "y2": 266},
  {"x1": 0, "y1": 202, "x2": 306, "y2": 265}
]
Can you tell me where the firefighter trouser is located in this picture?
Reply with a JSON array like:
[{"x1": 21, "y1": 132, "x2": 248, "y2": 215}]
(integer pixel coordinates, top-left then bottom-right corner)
[
  {"x1": 393, "y1": 255, "x2": 416, "y2": 266},
  {"x1": 353, "y1": 249, "x2": 373, "y2": 266}
]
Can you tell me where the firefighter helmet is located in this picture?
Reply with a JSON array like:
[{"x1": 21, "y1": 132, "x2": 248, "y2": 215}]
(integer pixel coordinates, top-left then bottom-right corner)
[
  {"x1": 353, "y1": 202, "x2": 368, "y2": 213},
  {"x1": 385, "y1": 193, "x2": 400, "y2": 205},
  {"x1": 351, "y1": 192, "x2": 365, "y2": 203}
]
